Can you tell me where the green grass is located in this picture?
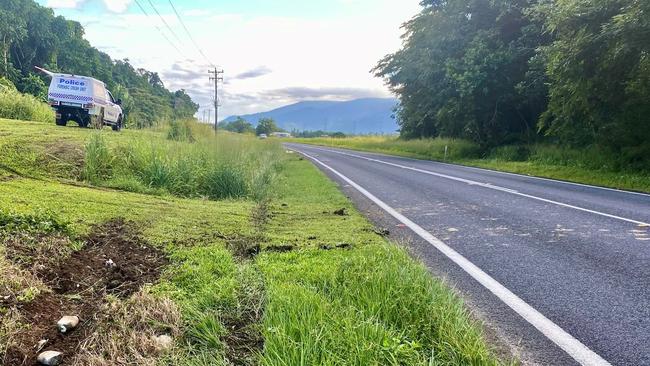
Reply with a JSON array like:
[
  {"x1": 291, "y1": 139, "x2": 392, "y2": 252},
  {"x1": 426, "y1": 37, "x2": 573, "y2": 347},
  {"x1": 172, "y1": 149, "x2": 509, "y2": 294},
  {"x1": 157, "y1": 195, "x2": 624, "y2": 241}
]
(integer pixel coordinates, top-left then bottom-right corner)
[
  {"x1": 0, "y1": 118, "x2": 505, "y2": 365},
  {"x1": 257, "y1": 157, "x2": 501, "y2": 365},
  {"x1": 0, "y1": 118, "x2": 284, "y2": 201},
  {"x1": 295, "y1": 136, "x2": 650, "y2": 193},
  {"x1": 0, "y1": 84, "x2": 54, "y2": 124}
]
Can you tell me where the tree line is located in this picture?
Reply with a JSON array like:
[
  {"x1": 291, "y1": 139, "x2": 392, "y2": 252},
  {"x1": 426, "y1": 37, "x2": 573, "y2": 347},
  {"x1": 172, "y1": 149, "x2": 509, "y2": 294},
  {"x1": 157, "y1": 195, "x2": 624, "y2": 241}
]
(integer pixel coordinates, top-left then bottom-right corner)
[
  {"x1": 0, "y1": 0, "x2": 198, "y2": 128},
  {"x1": 375, "y1": 0, "x2": 649, "y2": 169}
]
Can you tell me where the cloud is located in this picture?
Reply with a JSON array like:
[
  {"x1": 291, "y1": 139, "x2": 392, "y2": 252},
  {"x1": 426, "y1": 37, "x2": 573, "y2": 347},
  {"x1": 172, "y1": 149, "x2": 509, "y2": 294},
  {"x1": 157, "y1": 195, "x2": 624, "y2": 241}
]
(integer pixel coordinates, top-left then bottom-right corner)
[
  {"x1": 46, "y1": 0, "x2": 132, "y2": 12},
  {"x1": 162, "y1": 62, "x2": 207, "y2": 83},
  {"x1": 103, "y1": 0, "x2": 132, "y2": 13},
  {"x1": 46, "y1": 0, "x2": 84, "y2": 9},
  {"x1": 233, "y1": 66, "x2": 272, "y2": 80}
]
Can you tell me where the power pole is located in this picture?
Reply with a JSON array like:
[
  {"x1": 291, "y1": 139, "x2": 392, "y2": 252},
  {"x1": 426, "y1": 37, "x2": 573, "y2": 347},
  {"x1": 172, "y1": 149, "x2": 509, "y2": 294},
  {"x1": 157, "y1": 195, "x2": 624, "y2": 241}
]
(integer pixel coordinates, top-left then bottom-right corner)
[{"x1": 208, "y1": 68, "x2": 224, "y2": 133}]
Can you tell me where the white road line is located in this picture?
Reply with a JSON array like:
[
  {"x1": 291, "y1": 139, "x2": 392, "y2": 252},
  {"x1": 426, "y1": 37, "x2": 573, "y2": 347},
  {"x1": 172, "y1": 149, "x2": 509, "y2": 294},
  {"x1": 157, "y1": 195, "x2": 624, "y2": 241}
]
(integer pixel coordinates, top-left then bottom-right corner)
[
  {"x1": 302, "y1": 145, "x2": 650, "y2": 227},
  {"x1": 294, "y1": 148, "x2": 611, "y2": 366},
  {"x1": 300, "y1": 144, "x2": 650, "y2": 198}
]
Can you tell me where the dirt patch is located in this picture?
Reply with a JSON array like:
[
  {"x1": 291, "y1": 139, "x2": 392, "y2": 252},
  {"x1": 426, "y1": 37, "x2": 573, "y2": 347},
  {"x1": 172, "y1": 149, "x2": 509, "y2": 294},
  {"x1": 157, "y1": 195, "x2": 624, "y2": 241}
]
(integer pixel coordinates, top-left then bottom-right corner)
[
  {"x1": 0, "y1": 174, "x2": 17, "y2": 182},
  {"x1": 42, "y1": 141, "x2": 84, "y2": 178},
  {"x1": 333, "y1": 208, "x2": 348, "y2": 216},
  {"x1": 319, "y1": 243, "x2": 353, "y2": 251},
  {"x1": 373, "y1": 228, "x2": 391, "y2": 237},
  {"x1": 221, "y1": 268, "x2": 265, "y2": 366},
  {"x1": 222, "y1": 314, "x2": 264, "y2": 366},
  {"x1": 224, "y1": 235, "x2": 264, "y2": 260},
  {"x1": 2, "y1": 219, "x2": 167, "y2": 366},
  {"x1": 264, "y1": 244, "x2": 294, "y2": 253}
]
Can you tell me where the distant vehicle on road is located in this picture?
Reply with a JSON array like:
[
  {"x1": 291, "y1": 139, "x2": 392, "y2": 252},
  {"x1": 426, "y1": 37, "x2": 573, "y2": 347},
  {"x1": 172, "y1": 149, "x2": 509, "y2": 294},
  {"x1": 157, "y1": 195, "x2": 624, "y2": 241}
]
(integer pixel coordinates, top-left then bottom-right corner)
[
  {"x1": 271, "y1": 132, "x2": 292, "y2": 138},
  {"x1": 37, "y1": 66, "x2": 124, "y2": 131},
  {"x1": 259, "y1": 133, "x2": 268, "y2": 139}
]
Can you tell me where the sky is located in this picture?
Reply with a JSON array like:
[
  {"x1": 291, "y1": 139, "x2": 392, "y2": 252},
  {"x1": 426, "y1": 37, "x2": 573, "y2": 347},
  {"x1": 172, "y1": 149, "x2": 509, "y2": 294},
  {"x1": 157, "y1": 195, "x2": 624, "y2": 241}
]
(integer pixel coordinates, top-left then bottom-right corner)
[{"x1": 36, "y1": 0, "x2": 421, "y2": 120}]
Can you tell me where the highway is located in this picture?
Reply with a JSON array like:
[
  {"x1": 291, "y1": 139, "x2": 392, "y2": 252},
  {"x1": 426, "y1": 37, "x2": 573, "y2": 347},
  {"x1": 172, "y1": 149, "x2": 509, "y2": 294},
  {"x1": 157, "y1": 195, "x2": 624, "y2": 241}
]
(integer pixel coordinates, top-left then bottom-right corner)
[{"x1": 286, "y1": 143, "x2": 650, "y2": 366}]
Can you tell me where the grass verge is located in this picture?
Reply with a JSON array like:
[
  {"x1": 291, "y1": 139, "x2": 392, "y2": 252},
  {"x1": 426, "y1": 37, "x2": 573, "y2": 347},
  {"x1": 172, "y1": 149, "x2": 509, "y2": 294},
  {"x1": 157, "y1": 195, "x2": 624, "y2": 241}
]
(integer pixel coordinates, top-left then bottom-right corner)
[
  {"x1": 295, "y1": 136, "x2": 650, "y2": 193},
  {"x1": 0, "y1": 118, "x2": 505, "y2": 365}
]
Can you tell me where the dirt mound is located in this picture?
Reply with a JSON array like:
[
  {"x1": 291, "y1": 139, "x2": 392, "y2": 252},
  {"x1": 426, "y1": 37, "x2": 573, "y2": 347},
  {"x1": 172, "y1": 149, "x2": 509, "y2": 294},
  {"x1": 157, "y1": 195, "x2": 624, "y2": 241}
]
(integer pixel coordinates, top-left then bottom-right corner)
[
  {"x1": 2, "y1": 219, "x2": 167, "y2": 366},
  {"x1": 44, "y1": 218, "x2": 167, "y2": 297}
]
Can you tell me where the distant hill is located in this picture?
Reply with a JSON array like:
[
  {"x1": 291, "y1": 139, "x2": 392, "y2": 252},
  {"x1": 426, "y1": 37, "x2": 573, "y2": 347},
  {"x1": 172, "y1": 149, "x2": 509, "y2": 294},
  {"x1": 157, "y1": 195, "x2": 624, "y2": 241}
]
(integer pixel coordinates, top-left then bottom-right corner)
[{"x1": 223, "y1": 98, "x2": 399, "y2": 134}]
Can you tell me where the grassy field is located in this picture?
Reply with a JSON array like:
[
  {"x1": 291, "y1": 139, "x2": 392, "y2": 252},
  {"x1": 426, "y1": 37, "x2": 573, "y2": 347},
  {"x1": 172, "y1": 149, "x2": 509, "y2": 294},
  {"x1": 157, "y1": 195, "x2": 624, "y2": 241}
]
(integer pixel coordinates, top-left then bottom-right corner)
[
  {"x1": 295, "y1": 136, "x2": 650, "y2": 193},
  {"x1": 0, "y1": 118, "x2": 504, "y2": 365}
]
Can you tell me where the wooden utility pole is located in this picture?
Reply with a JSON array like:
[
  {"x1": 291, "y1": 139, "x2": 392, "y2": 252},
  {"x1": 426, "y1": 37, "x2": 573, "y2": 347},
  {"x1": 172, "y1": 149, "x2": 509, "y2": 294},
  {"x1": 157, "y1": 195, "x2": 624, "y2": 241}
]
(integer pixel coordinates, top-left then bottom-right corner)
[{"x1": 208, "y1": 68, "x2": 223, "y2": 133}]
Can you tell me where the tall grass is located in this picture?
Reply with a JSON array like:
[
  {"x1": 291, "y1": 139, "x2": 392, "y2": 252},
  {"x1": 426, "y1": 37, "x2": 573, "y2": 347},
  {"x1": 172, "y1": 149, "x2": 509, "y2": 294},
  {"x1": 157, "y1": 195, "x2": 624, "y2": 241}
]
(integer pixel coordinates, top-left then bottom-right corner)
[
  {"x1": 0, "y1": 81, "x2": 54, "y2": 123},
  {"x1": 83, "y1": 133, "x2": 113, "y2": 184},
  {"x1": 259, "y1": 235, "x2": 500, "y2": 365},
  {"x1": 83, "y1": 122, "x2": 284, "y2": 201},
  {"x1": 298, "y1": 135, "x2": 482, "y2": 161},
  {"x1": 296, "y1": 135, "x2": 650, "y2": 191}
]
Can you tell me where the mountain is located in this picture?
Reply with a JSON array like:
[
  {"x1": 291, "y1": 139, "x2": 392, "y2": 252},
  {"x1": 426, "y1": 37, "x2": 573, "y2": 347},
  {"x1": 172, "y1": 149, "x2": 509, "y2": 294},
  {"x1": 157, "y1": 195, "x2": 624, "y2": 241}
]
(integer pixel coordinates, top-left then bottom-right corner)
[{"x1": 223, "y1": 98, "x2": 399, "y2": 134}]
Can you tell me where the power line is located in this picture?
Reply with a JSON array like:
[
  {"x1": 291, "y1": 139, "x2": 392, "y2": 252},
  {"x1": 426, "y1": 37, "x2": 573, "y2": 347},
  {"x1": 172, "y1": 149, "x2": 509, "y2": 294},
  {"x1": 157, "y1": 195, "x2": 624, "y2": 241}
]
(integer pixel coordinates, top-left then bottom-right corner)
[
  {"x1": 133, "y1": 0, "x2": 184, "y2": 57},
  {"x1": 145, "y1": 0, "x2": 186, "y2": 48},
  {"x1": 167, "y1": 0, "x2": 216, "y2": 68}
]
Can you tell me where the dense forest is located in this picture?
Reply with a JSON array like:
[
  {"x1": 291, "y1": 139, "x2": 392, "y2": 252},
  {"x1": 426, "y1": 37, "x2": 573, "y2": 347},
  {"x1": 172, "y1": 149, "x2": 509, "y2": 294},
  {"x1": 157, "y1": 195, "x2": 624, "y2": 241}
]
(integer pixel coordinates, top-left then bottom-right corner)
[
  {"x1": 0, "y1": 0, "x2": 198, "y2": 127},
  {"x1": 375, "y1": 0, "x2": 650, "y2": 169}
]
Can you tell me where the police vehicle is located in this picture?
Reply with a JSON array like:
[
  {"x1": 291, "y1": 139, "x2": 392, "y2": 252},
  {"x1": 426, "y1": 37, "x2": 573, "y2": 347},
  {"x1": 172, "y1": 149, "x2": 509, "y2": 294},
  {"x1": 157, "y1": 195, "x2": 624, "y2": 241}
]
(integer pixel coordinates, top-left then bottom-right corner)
[{"x1": 38, "y1": 67, "x2": 124, "y2": 131}]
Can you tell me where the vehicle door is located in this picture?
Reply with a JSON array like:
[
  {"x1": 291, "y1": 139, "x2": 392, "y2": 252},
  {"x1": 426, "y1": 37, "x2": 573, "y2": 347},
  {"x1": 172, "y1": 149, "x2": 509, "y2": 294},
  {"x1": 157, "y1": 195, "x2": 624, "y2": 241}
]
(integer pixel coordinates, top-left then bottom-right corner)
[{"x1": 104, "y1": 90, "x2": 120, "y2": 123}]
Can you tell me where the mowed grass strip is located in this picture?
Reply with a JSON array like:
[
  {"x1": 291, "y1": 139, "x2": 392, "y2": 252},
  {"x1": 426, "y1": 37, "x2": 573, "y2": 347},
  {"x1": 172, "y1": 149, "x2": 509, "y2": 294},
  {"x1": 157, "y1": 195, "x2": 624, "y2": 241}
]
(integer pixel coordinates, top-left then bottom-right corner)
[
  {"x1": 257, "y1": 156, "x2": 502, "y2": 365},
  {"x1": 295, "y1": 136, "x2": 650, "y2": 193},
  {"x1": 1, "y1": 118, "x2": 504, "y2": 365}
]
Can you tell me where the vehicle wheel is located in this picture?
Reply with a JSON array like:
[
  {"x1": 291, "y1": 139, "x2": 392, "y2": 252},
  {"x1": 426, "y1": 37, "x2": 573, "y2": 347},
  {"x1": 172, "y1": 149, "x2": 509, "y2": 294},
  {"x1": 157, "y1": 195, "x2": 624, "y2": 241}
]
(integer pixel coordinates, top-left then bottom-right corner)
[
  {"x1": 111, "y1": 116, "x2": 122, "y2": 132},
  {"x1": 55, "y1": 118, "x2": 66, "y2": 126},
  {"x1": 78, "y1": 116, "x2": 89, "y2": 128}
]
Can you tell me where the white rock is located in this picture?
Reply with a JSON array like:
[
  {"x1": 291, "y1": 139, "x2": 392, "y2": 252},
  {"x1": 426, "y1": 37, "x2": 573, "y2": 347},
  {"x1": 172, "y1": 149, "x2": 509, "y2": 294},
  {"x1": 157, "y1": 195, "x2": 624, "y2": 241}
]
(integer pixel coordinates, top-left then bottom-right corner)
[
  {"x1": 105, "y1": 259, "x2": 116, "y2": 268},
  {"x1": 153, "y1": 334, "x2": 173, "y2": 351},
  {"x1": 57, "y1": 316, "x2": 79, "y2": 333},
  {"x1": 37, "y1": 350, "x2": 63, "y2": 365},
  {"x1": 36, "y1": 339, "x2": 48, "y2": 352}
]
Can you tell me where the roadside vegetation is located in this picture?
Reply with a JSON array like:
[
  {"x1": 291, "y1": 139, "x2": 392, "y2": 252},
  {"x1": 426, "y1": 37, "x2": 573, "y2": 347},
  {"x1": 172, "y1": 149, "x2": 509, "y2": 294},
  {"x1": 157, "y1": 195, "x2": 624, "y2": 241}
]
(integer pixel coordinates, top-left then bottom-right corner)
[
  {"x1": 0, "y1": 117, "x2": 505, "y2": 365},
  {"x1": 0, "y1": 78, "x2": 53, "y2": 123},
  {"x1": 371, "y1": 0, "x2": 650, "y2": 178},
  {"x1": 295, "y1": 136, "x2": 650, "y2": 193}
]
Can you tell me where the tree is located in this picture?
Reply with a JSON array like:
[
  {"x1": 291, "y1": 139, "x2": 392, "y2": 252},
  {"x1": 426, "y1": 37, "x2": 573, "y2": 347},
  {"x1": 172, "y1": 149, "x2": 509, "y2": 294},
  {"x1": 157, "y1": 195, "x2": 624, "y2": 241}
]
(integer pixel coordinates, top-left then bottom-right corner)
[
  {"x1": 535, "y1": 0, "x2": 650, "y2": 167},
  {"x1": 223, "y1": 117, "x2": 254, "y2": 134},
  {"x1": 374, "y1": 0, "x2": 548, "y2": 147},
  {"x1": 0, "y1": 0, "x2": 199, "y2": 128},
  {"x1": 0, "y1": 9, "x2": 26, "y2": 78},
  {"x1": 255, "y1": 118, "x2": 279, "y2": 136}
]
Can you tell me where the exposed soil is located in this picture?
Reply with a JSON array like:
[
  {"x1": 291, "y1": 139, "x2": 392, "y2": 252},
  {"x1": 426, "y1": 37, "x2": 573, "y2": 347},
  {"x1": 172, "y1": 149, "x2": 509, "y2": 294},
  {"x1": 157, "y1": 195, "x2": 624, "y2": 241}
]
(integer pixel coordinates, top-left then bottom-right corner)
[
  {"x1": 221, "y1": 269, "x2": 266, "y2": 366},
  {"x1": 320, "y1": 243, "x2": 353, "y2": 250},
  {"x1": 42, "y1": 141, "x2": 84, "y2": 178},
  {"x1": 2, "y1": 219, "x2": 167, "y2": 366},
  {"x1": 222, "y1": 313, "x2": 264, "y2": 366},
  {"x1": 333, "y1": 208, "x2": 348, "y2": 216},
  {"x1": 264, "y1": 244, "x2": 294, "y2": 253}
]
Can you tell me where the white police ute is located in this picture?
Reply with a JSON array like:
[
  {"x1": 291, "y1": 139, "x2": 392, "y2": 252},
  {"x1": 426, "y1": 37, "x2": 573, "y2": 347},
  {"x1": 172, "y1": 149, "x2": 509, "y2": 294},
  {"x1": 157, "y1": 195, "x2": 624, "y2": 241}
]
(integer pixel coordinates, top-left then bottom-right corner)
[{"x1": 39, "y1": 67, "x2": 123, "y2": 131}]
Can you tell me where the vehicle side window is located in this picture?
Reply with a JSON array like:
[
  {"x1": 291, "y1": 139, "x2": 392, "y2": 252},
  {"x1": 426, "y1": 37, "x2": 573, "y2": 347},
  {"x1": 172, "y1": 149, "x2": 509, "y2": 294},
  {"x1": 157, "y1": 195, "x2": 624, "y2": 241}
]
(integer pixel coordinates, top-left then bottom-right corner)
[{"x1": 107, "y1": 90, "x2": 115, "y2": 103}]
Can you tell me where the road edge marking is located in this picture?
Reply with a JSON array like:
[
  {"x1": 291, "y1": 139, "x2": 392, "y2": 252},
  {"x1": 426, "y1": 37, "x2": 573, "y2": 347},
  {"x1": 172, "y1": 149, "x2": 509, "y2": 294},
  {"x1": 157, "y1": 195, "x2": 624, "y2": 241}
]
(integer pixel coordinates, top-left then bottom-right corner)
[
  {"x1": 292, "y1": 148, "x2": 612, "y2": 366},
  {"x1": 301, "y1": 145, "x2": 649, "y2": 227}
]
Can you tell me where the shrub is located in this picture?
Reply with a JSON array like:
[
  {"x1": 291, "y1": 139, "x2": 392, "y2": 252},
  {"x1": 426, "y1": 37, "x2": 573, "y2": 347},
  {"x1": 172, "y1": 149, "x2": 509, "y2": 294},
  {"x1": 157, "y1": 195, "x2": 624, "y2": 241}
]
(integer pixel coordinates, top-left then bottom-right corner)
[
  {"x1": 0, "y1": 78, "x2": 54, "y2": 123},
  {"x1": 167, "y1": 119, "x2": 195, "y2": 142}
]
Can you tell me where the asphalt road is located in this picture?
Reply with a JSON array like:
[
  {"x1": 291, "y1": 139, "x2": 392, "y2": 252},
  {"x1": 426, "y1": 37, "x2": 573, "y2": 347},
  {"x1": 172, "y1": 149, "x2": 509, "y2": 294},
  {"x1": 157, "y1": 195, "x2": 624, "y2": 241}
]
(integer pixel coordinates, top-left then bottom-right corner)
[{"x1": 286, "y1": 143, "x2": 650, "y2": 366}]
